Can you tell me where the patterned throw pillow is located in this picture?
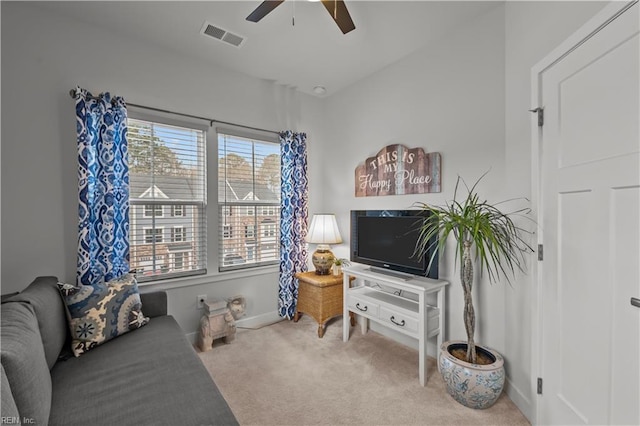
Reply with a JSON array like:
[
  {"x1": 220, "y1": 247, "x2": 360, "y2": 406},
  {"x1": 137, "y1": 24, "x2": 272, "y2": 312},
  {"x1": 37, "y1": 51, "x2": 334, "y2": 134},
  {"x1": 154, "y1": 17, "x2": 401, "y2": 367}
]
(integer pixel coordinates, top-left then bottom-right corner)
[{"x1": 57, "y1": 274, "x2": 149, "y2": 357}]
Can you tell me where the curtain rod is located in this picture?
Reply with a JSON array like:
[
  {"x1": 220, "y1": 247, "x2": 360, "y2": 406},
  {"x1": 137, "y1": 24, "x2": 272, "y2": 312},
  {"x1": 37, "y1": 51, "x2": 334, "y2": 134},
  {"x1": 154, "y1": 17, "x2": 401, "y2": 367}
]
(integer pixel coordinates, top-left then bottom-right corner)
[{"x1": 68, "y1": 89, "x2": 280, "y2": 136}]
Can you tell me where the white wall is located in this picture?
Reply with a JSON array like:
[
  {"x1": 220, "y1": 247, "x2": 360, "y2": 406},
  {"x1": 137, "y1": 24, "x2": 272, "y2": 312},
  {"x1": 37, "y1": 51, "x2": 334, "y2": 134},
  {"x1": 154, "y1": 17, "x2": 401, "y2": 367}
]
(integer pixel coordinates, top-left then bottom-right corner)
[
  {"x1": 323, "y1": 2, "x2": 507, "y2": 356},
  {"x1": 0, "y1": 2, "x2": 326, "y2": 334},
  {"x1": 1, "y1": 1, "x2": 610, "y2": 421},
  {"x1": 503, "y1": 1, "x2": 607, "y2": 420},
  {"x1": 321, "y1": 1, "x2": 607, "y2": 421}
]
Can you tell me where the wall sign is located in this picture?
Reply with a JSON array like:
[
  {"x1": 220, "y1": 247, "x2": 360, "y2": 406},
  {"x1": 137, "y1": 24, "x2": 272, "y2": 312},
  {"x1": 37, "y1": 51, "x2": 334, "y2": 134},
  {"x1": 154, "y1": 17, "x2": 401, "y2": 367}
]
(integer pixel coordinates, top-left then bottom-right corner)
[{"x1": 355, "y1": 144, "x2": 441, "y2": 197}]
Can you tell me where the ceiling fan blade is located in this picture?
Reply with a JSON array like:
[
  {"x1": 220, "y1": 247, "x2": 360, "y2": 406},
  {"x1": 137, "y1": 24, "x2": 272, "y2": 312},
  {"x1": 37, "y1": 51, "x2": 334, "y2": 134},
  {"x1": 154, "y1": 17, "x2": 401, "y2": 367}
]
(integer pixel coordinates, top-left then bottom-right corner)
[
  {"x1": 246, "y1": 0, "x2": 285, "y2": 23},
  {"x1": 320, "y1": 0, "x2": 355, "y2": 34}
]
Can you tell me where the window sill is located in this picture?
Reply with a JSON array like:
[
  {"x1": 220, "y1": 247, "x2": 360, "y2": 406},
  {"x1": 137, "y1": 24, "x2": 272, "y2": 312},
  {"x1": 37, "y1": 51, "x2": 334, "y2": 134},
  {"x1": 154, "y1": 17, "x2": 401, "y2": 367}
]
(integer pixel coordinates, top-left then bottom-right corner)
[{"x1": 137, "y1": 265, "x2": 279, "y2": 292}]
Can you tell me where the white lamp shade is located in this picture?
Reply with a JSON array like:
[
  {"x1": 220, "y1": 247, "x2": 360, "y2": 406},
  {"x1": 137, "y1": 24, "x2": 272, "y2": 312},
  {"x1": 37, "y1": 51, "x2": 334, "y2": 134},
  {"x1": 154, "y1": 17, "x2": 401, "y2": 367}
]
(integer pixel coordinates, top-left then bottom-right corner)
[{"x1": 306, "y1": 214, "x2": 343, "y2": 245}]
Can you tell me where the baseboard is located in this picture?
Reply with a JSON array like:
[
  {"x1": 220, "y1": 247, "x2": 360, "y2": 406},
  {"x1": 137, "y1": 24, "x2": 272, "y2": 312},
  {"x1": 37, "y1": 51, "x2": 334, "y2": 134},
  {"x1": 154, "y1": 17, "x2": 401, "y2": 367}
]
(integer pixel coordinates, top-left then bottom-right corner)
[
  {"x1": 186, "y1": 331, "x2": 198, "y2": 345},
  {"x1": 186, "y1": 310, "x2": 283, "y2": 345},
  {"x1": 505, "y1": 377, "x2": 533, "y2": 423},
  {"x1": 236, "y1": 310, "x2": 283, "y2": 330}
]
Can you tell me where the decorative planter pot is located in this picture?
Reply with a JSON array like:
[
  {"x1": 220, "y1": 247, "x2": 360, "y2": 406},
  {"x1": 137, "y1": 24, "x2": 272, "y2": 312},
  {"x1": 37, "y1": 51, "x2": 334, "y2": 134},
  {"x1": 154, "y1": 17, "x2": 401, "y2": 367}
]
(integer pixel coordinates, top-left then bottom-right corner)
[
  {"x1": 332, "y1": 264, "x2": 342, "y2": 276},
  {"x1": 438, "y1": 340, "x2": 505, "y2": 409}
]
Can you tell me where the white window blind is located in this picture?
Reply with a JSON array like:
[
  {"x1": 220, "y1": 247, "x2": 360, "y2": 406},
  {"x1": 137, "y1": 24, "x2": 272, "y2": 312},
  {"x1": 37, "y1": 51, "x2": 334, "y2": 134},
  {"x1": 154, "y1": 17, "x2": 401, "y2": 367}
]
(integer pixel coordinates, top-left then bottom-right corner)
[
  {"x1": 218, "y1": 131, "x2": 280, "y2": 271},
  {"x1": 128, "y1": 118, "x2": 206, "y2": 281}
]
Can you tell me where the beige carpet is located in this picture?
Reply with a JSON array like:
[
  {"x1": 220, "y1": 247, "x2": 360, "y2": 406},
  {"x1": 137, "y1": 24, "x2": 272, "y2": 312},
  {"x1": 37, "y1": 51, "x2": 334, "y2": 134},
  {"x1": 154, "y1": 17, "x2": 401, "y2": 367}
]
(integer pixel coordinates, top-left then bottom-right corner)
[{"x1": 198, "y1": 315, "x2": 530, "y2": 426}]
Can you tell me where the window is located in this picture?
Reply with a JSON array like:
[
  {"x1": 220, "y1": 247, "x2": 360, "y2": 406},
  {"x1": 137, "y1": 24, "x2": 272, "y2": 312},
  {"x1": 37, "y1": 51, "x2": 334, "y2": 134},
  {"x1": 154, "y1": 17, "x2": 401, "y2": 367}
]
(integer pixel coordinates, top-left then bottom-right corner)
[
  {"x1": 173, "y1": 252, "x2": 188, "y2": 270},
  {"x1": 144, "y1": 227, "x2": 164, "y2": 244},
  {"x1": 245, "y1": 225, "x2": 256, "y2": 239},
  {"x1": 218, "y1": 131, "x2": 280, "y2": 271},
  {"x1": 261, "y1": 206, "x2": 277, "y2": 216},
  {"x1": 171, "y1": 205, "x2": 185, "y2": 217},
  {"x1": 172, "y1": 226, "x2": 186, "y2": 242},
  {"x1": 262, "y1": 222, "x2": 277, "y2": 238},
  {"x1": 128, "y1": 117, "x2": 206, "y2": 281},
  {"x1": 144, "y1": 205, "x2": 163, "y2": 217}
]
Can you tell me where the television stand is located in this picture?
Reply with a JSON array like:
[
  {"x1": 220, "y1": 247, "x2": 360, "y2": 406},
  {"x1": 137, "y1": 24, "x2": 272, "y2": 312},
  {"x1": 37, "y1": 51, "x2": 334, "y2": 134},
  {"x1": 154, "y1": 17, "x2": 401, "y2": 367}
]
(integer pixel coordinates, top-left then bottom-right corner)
[
  {"x1": 342, "y1": 263, "x2": 449, "y2": 386},
  {"x1": 369, "y1": 266, "x2": 414, "y2": 281}
]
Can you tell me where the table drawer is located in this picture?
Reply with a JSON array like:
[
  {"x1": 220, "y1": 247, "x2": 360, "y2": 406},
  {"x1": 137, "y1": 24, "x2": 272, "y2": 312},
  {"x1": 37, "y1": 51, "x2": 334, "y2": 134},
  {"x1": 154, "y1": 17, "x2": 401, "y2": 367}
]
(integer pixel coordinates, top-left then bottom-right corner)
[
  {"x1": 379, "y1": 306, "x2": 419, "y2": 333},
  {"x1": 348, "y1": 295, "x2": 379, "y2": 318}
]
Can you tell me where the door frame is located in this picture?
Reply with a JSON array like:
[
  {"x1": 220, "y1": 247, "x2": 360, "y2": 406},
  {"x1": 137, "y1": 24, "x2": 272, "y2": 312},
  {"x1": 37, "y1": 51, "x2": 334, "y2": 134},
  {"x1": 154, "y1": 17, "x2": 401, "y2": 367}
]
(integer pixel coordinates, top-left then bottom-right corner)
[{"x1": 530, "y1": 1, "x2": 638, "y2": 424}]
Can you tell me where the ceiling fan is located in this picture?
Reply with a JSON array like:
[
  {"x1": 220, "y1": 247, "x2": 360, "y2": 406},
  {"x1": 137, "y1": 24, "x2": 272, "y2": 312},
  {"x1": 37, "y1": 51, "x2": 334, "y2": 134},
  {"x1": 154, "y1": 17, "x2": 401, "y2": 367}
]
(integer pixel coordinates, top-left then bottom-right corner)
[{"x1": 246, "y1": 0, "x2": 356, "y2": 35}]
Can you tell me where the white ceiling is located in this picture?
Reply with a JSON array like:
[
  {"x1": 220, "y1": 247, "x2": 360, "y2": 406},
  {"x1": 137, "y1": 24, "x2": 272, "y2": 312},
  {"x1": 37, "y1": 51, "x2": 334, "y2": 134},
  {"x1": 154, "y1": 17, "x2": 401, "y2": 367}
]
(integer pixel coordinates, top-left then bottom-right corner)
[{"x1": 34, "y1": 1, "x2": 501, "y2": 97}]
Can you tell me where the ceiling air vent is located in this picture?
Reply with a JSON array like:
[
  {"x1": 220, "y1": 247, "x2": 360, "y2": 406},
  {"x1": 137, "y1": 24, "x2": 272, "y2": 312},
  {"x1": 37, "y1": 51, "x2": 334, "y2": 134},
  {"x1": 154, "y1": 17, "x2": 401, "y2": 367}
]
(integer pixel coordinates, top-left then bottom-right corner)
[{"x1": 201, "y1": 22, "x2": 245, "y2": 48}]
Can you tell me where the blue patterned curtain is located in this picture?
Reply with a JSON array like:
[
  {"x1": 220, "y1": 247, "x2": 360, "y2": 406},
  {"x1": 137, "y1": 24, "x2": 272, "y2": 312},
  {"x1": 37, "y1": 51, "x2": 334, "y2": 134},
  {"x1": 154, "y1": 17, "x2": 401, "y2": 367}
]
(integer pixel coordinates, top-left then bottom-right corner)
[
  {"x1": 75, "y1": 87, "x2": 129, "y2": 286},
  {"x1": 279, "y1": 131, "x2": 309, "y2": 319}
]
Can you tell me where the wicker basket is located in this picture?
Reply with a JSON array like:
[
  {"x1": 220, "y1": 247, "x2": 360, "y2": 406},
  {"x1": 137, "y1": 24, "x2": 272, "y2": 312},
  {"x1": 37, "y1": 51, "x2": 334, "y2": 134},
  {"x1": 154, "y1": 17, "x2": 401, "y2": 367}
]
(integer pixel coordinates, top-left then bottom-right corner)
[{"x1": 294, "y1": 272, "x2": 354, "y2": 337}]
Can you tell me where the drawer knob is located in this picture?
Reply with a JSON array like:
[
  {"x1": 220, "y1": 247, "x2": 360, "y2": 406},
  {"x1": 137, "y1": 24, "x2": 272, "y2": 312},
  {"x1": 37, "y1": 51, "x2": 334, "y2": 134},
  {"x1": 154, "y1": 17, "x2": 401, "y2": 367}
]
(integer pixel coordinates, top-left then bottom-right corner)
[
  {"x1": 390, "y1": 316, "x2": 405, "y2": 327},
  {"x1": 356, "y1": 303, "x2": 368, "y2": 312}
]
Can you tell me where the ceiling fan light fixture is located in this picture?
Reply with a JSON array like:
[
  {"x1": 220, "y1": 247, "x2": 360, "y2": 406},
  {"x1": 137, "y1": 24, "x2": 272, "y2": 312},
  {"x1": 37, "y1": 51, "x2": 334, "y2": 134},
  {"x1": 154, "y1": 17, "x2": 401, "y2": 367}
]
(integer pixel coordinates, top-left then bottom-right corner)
[
  {"x1": 247, "y1": 0, "x2": 355, "y2": 34},
  {"x1": 313, "y1": 86, "x2": 327, "y2": 95}
]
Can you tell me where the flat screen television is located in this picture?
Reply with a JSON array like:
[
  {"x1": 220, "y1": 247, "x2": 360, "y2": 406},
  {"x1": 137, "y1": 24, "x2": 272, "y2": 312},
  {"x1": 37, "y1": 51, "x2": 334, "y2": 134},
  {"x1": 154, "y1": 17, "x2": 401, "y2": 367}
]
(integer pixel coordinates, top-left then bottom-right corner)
[{"x1": 350, "y1": 210, "x2": 439, "y2": 279}]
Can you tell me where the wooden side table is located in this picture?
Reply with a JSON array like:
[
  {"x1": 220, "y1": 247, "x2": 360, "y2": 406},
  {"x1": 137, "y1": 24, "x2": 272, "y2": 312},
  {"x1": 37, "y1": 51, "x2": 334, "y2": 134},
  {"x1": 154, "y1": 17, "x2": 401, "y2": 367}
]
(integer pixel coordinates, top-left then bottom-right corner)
[{"x1": 294, "y1": 271, "x2": 355, "y2": 338}]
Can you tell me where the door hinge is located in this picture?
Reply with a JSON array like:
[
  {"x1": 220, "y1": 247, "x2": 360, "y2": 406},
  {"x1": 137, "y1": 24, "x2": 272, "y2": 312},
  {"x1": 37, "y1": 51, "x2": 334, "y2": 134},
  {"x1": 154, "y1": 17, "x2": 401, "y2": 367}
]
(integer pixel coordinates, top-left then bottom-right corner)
[
  {"x1": 529, "y1": 107, "x2": 544, "y2": 126},
  {"x1": 537, "y1": 377, "x2": 543, "y2": 395},
  {"x1": 538, "y1": 244, "x2": 543, "y2": 261}
]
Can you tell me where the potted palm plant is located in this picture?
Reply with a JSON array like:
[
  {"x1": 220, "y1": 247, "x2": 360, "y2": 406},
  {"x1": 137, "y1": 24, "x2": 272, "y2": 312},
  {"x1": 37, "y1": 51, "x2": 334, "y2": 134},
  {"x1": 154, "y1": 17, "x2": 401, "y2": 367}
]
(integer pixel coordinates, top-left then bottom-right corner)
[{"x1": 414, "y1": 172, "x2": 532, "y2": 409}]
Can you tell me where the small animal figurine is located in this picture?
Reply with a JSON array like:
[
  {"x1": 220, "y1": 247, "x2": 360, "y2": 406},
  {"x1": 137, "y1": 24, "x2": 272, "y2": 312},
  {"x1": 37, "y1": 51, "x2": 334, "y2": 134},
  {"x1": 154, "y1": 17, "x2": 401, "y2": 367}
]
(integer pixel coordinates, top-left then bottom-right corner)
[{"x1": 197, "y1": 299, "x2": 236, "y2": 352}]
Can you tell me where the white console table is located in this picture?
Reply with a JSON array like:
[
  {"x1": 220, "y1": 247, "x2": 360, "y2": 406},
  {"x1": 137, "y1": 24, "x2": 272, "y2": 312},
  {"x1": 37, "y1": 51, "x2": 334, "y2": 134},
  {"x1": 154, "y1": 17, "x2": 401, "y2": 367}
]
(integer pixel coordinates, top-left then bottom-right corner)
[{"x1": 342, "y1": 264, "x2": 449, "y2": 386}]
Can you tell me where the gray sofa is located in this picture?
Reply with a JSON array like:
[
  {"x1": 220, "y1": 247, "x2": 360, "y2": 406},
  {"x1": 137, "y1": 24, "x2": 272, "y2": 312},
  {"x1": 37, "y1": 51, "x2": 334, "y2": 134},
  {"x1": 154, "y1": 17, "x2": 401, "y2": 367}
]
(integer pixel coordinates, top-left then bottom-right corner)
[{"x1": 1, "y1": 276, "x2": 238, "y2": 426}]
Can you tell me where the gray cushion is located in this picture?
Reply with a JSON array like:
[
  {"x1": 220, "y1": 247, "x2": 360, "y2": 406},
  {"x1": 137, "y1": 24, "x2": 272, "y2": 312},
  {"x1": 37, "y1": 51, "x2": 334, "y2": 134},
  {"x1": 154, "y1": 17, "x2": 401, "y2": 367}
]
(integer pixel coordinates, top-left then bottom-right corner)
[
  {"x1": 49, "y1": 315, "x2": 238, "y2": 426},
  {"x1": 1, "y1": 302, "x2": 52, "y2": 425},
  {"x1": 1, "y1": 364, "x2": 21, "y2": 425},
  {"x1": 139, "y1": 290, "x2": 168, "y2": 318},
  {"x1": 9, "y1": 276, "x2": 67, "y2": 369}
]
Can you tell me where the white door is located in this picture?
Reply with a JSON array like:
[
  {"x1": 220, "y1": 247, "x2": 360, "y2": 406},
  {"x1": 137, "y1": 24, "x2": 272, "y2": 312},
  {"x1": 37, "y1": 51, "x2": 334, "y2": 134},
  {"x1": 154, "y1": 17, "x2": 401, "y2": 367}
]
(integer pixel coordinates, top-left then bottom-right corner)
[{"x1": 538, "y1": 2, "x2": 639, "y2": 425}]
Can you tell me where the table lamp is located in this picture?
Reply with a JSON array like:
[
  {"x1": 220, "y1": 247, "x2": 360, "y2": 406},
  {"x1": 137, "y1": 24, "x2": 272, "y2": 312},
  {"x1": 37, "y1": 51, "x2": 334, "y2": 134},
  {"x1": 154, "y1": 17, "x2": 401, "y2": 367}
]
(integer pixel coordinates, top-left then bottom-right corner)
[{"x1": 306, "y1": 213, "x2": 342, "y2": 275}]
